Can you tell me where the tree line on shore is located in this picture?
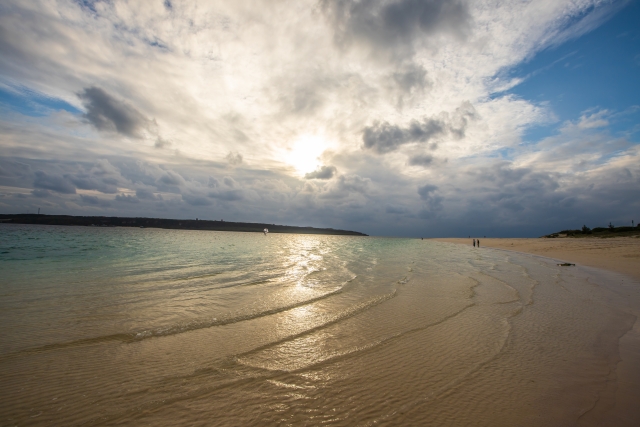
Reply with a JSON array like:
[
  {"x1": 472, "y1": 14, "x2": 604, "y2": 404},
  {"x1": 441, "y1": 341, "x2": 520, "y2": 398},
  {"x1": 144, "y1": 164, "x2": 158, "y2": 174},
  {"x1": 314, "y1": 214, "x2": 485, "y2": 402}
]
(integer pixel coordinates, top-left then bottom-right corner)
[{"x1": 544, "y1": 222, "x2": 639, "y2": 238}]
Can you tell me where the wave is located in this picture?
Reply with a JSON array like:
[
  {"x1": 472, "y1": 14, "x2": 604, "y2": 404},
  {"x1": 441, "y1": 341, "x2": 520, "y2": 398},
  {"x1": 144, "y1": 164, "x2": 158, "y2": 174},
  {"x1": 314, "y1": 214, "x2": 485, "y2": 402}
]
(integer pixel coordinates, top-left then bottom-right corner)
[
  {"x1": 237, "y1": 274, "x2": 478, "y2": 373},
  {"x1": 237, "y1": 286, "x2": 401, "y2": 362},
  {"x1": 0, "y1": 287, "x2": 346, "y2": 361}
]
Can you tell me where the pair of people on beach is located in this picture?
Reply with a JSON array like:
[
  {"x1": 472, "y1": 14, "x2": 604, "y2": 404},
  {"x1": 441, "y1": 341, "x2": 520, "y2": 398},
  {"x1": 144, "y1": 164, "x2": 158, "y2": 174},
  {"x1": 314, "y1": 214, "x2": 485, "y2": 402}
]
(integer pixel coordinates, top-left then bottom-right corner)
[{"x1": 473, "y1": 239, "x2": 480, "y2": 247}]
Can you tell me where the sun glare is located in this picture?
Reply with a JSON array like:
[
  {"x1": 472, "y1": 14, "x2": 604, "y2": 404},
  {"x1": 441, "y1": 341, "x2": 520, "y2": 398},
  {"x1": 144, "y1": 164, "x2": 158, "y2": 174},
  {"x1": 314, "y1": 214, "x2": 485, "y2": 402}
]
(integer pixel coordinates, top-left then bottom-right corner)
[{"x1": 286, "y1": 135, "x2": 327, "y2": 175}]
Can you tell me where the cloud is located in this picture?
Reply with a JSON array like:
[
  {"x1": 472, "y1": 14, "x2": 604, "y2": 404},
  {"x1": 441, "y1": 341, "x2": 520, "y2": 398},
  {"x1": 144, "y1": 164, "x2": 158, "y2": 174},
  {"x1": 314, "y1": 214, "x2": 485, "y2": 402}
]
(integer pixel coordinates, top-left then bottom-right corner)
[
  {"x1": 206, "y1": 175, "x2": 244, "y2": 201},
  {"x1": 320, "y1": 174, "x2": 371, "y2": 199},
  {"x1": 62, "y1": 159, "x2": 123, "y2": 193},
  {"x1": 417, "y1": 183, "x2": 443, "y2": 216},
  {"x1": 79, "y1": 194, "x2": 111, "y2": 207},
  {"x1": 363, "y1": 102, "x2": 477, "y2": 153},
  {"x1": 182, "y1": 193, "x2": 212, "y2": 206},
  {"x1": 68, "y1": 174, "x2": 118, "y2": 194},
  {"x1": 322, "y1": 0, "x2": 471, "y2": 57},
  {"x1": 363, "y1": 119, "x2": 443, "y2": 153},
  {"x1": 305, "y1": 165, "x2": 337, "y2": 180},
  {"x1": 223, "y1": 176, "x2": 238, "y2": 188},
  {"x1": 31, "y1": 189, "x2": 51, "y2": 198},
  {"x1": 33, "y1": 171, "x2": 76, "y2": 194},
  {"x1": 407, "y1": 154, "x2": 434, "y2": 166},
  {"x1": 576, "y1": 110, "x2": 609, "y2": 129},
  {"x1": 155, "y1": 137, "x2": 171, "y2": 148},
  {"x1": 337, "y1": 174, "x2": 370, "y2": 193},
  {"x1": 209, "y1": 189, "x2": 244, "y2": 201},
  {"x1": 226, "y1": 151, "x2": 243, "y2": 165},
  {"x1": 385, "y1": 204, "x2": 409, "y2": 214},
  {"x1": 393, "y1": 63, "x2": 429, "y2": 93},
  {"x1": 136, "y1": 188, "x2": 162, "y2": 200},
  {"x1": 78, "y1": 87, "x2": 150, "y2": 138},
  {"x1": 0, "y1": 0, "x2": 636, "y2": 237},
  {"x1": 115, "y1": 193, "x2": 139, "y2": 203},
  {"x1": 158, "y1": 170, "x2": 185, "y2": 187},
  {"x1": 417, "y1": 184, "x2": 438, "y2": 200}
]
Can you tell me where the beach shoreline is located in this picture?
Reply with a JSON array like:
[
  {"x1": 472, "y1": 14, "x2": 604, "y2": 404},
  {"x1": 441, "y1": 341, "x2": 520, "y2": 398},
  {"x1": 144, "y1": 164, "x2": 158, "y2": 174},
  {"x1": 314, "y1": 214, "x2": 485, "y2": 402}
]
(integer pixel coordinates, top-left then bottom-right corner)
[
  {"x1": 431, "y1": 237, "x2": 640, "y2": 282},
  {"x1": 434, "y1": 236, "x2": 640, "y2": 426},
  {"x1": 3, "y1": 227, "x2": 640, "y2": 425}
]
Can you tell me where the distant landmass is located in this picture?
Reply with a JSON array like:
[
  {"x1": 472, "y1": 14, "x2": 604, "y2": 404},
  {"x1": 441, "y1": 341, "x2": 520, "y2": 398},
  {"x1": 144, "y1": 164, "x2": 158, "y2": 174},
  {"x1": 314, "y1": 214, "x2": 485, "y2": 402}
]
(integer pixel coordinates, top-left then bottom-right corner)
[
  {"x1": 0, "y1": 214, "x2": 368, "y2": 236},
  {"x1": 543, "y1": 224, "x2": 639, "y2": 238}
]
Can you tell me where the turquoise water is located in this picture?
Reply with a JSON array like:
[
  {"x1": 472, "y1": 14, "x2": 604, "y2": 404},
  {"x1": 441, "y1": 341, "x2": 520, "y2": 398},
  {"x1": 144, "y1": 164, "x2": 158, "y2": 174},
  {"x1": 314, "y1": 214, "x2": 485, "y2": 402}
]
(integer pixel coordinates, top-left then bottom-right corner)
[
  {"x1": 0, "y1": 225, "x2": 409, "y2": 353},
  {"x1": 1, "y1": 224, "x2": 639, "y2": 426}
]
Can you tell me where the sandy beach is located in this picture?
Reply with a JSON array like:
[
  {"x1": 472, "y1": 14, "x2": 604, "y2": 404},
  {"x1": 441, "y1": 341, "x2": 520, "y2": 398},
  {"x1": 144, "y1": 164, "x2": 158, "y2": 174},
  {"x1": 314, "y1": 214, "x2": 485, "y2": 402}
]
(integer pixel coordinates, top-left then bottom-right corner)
[
  {"x1": 432, "y1": 237, "x2": 640, "y2": 282},
  {"x1": 435, "y1": 236, "x2": 640, "y2": 426},
  {"x1": 3, "y1": 226, "x2": 640, "y2": 426}
]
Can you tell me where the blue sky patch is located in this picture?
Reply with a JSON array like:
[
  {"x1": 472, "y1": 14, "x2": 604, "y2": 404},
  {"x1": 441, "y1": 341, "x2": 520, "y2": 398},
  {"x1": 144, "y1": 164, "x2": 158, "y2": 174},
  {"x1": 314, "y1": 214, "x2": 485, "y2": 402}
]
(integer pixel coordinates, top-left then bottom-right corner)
[
  {"x1": 507, "y1": 0, "x2": 640, "y2": 143},
  {"x1": 0, "y1": 86, "x2": 82, "y2": 117}
]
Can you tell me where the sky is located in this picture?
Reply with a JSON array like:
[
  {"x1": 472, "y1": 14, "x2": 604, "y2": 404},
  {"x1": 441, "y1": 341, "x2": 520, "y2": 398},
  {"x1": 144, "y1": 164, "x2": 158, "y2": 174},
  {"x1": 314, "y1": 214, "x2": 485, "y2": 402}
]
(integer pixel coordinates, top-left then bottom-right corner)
[{"x1": 0, "y1": 0, "x2": 638, "y2": 237}]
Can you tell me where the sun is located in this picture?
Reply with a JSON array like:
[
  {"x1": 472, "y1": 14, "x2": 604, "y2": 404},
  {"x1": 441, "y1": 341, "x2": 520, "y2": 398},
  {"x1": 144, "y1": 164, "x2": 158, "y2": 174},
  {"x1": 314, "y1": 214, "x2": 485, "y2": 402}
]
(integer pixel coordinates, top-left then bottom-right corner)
[{"x1": 285, "y1": 135, "x2": 327, "y2": 175}]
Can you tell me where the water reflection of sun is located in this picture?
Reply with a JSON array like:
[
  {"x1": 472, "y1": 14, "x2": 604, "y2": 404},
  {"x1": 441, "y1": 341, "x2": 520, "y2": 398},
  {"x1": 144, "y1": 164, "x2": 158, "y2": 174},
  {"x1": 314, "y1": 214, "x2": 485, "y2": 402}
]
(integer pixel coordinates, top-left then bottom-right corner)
[{"x1": 282, "y1": 236, "x2": 325, "y2": 289}]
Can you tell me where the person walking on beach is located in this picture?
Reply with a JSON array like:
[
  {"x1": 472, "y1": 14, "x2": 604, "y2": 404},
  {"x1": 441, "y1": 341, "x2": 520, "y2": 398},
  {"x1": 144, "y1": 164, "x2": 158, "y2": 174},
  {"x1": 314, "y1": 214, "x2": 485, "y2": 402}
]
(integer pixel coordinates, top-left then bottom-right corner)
[
  {"x1": 473, "y1": 239, "x2": 476, "y2": 247},
  {"x1": 477, "y1": 239, "x2": 480, "y2": 247}
]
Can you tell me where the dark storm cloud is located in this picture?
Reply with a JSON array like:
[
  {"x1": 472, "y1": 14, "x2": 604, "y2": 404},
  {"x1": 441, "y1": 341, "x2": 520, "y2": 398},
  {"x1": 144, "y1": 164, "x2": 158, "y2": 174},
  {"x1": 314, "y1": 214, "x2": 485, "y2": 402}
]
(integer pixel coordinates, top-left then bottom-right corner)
[
  {"x1": 0, "y1": 160, "x2": 31, "y2": 189},
  {"x1": 479, "y1": 172, "x2": 560, "y2": 214},
  {"x1": 78, "y1": 87, "x2": 150, "y2": 138},
  {"x1": 31, "y1": 189, "x2": 51, "y2": 198},
  {"x1": 79, "y1": 194, "x2": 100, "y2": 205},
  {"x1": 136, "y1": 188, "x2": 162, "y2": 200},
  {"x1": 206, "y1": 176, "x2": 244, "y2": 201},
  {"x1": 363, "y1": 118, "x2": 444, "y2": 153},
  {"x1": 393, "y1": 63, "x2": 429, "y2": 93},
  {"x1": 363, "y1": 102, "x2": 477, "y2": 153},
  {"x1": 79, "y1": 194, "x2": 111, "y2": 207},
  {"x1": 68, "y1": 174, "x2": 118, "y2": 193},
  {"x1": 182, "y1": 193, "x2": 212, "y2": 206},
  {"x1": 33, "y1": 171, "x2": 76, "y2": 194},
  {"x1": 208, "y1": 189, "x2": 244, "y2": 201},
  {"x1": 417, "y1": 184, "x2": 437, "y2": 200},
  {"x1": 321, "y1": 0, "x2": 471, "y2": 56},
  {"x1": 385, "y1": 204, "x2": 409, "y2": 214},
  {"x1": 337, "y1": 174, "x2": 370, "y2": 193},
  {"x1": 320, "y1": 174, "x2": 371, "y2": 199},
  {"x1": 115, "y1": 193, "x2": 139, "y2": 203},
  {"x1": 158, "y1": 171, "x2": 185, "y2": 186},
  {"x1": 407, "y1": 154, "x2": 433, "y2": 166},
  {"x1": 470, "y1": 163, "x2": 560, "y2": 194},
  {"x1": 305, "y1": 165, "x2": 337, "y2": 180},
  {"x1": 417, "y1": 183, "x2": 443, "y2": 216}
]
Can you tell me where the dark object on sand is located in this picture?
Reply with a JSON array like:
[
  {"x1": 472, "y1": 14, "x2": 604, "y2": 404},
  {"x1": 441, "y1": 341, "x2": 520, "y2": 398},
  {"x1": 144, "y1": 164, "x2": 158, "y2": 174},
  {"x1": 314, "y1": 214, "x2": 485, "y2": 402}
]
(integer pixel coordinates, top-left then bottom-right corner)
[{"x1": 557, "y1": 263, "x2": 575, "y2": 266}]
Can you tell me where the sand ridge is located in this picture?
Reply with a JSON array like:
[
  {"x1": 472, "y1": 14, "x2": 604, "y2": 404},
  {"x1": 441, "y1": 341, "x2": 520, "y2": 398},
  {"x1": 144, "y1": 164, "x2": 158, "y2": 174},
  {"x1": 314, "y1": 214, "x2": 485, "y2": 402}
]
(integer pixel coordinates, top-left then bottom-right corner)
[{"x1": 432, "y1": 237, "x2": 640, "y2": 282}]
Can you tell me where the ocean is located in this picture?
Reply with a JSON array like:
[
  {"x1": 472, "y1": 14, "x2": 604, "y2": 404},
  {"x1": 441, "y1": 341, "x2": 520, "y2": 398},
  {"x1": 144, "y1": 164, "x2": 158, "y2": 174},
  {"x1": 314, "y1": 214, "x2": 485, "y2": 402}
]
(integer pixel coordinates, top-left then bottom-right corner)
[{"x1": 1, "y1": 224, "x2": 639, "y2": 426}]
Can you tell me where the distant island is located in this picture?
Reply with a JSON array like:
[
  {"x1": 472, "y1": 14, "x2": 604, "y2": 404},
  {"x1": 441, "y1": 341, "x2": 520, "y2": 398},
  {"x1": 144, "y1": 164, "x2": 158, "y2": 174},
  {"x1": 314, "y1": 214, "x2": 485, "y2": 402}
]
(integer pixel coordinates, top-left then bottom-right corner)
[
  {"x1": 543, "y1": 224, "x2": 639, "y2": 238},
  {"x1": 0, "y1": 214, "x2": 368, "y2": 236}
]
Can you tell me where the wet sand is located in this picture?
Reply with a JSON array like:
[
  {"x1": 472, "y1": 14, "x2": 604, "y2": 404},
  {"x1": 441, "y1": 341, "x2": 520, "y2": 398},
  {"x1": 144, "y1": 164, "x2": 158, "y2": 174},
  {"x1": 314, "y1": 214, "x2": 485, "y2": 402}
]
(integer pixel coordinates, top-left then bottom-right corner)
[
  {"x1": 3, "y1": 227, "x2": 640, "y2": 426},
  {"x1": 434, "y1": 236, "x2": 640, "y2": 426},
  {"x1": 432, "y1": 237, "x2": 640, "y2": 281}
]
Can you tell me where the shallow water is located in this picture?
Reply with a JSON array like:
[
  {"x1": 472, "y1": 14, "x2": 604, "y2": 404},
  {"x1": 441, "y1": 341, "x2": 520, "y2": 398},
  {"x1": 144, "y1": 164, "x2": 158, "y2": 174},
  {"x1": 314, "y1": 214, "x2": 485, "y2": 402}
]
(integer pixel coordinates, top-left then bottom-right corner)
[{"x1": 1, "y1": 224, "x2": 639, "y2": 426}]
